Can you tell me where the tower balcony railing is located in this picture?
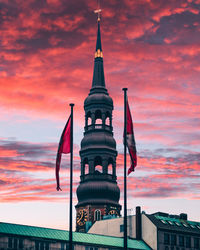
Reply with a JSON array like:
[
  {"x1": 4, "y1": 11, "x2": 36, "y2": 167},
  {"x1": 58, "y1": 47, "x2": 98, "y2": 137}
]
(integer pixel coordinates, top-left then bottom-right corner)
[
  {"x1": 80, "y1": 173, "x2": 117, "y2": 182},
  {"x1": 85, "y1": 124, "x2": 113, "y2": 132}
]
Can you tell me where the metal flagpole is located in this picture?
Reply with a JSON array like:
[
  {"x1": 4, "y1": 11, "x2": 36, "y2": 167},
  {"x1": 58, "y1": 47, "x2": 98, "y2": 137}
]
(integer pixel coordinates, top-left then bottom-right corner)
[
  {"x1": 122, "y1": 88, "x2": 128, "y2": 250},
  {"x1": 69, "y1": 103, "x2": 74, "y2": 250}
]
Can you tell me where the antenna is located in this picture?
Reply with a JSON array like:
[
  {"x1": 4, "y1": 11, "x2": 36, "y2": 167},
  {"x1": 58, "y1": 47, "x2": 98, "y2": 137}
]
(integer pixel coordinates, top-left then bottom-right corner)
[{"x1": 94, "y1": 0, "x2": 102, "y2": 21}]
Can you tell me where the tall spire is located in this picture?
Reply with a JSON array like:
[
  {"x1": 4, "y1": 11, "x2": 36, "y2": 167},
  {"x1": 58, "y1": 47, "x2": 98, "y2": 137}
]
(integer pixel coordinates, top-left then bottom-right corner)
[
  {"x1": 75, "y1": 1, "x2": 121, "y2": 233},
  {"x1": 92, "y1": 8, "x2": 105, "y2": 89},
  {"x1": 95, "y1": 20, "x2": 103, "y2": 58}
]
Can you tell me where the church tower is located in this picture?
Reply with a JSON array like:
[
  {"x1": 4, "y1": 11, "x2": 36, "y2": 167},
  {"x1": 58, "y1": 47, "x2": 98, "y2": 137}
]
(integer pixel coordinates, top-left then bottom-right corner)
[{"x1": 75, "y1": 17, "x2": 121, "y2": 232}]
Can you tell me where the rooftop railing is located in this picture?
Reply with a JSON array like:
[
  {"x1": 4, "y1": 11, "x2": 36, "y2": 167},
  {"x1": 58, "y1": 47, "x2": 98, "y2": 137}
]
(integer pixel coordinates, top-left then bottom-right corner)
[{"x1": 85, "y1": 124, "x2": 112, "y2": 132}]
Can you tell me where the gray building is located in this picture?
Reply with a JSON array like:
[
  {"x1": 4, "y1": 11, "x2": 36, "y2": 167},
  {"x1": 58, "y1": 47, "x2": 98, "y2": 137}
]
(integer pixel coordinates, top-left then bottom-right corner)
[{"x1": 88, "y1": 207, "x2": 200, "y2": 250}]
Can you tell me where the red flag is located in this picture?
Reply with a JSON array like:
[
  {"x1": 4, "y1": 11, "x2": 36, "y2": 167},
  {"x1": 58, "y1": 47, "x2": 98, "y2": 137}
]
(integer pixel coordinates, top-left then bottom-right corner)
[
  {"x1": 126, "y1": 100, "x2": 137, "y2": 175},
  {"x1": 56, "y1": 115, "x2": 71, "y2": 191}
]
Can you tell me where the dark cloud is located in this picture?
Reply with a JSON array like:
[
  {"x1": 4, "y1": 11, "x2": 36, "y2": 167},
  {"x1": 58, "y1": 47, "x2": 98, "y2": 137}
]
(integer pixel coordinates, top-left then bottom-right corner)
[
  {"x1": 138, "y1": 11, "x2": 200, "y2": 45},
  {"x1": 133, "y1": 185, "x2": 186, "y2": 198},
  {"x1": 138, "y1": 149, "x2": 200, "y2": 176},
  {"x1": 0, "y1": 139, "x2": 55, "y2": 158}
]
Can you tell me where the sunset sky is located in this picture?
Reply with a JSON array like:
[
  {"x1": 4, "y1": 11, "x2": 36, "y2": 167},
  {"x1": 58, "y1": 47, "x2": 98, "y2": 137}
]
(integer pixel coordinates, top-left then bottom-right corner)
[{"x1": 0, "y1": 0, "x2": 200, "y2": 230}]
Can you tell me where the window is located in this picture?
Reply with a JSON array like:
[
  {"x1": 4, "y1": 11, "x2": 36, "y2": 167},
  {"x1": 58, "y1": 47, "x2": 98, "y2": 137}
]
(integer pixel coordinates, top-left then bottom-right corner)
[
  {"x1": 61, "y1": 242, "x2": 65, "y2": 250},
  {"x1": 95, "y1": 118, "x2": 102, "y2": 125},
  {"x1": 94, "y1": 209, "x2": 101, "y2": 221},
  {"x1": 170, "y1": 247, "x2": 174, "y2": 250},
  {"x1": 8, "y1": 238, "x2": 23, "y2": 249},
  {"x1": 35, "y1": 242, "x2": 39, "y2": 250},
  {"x1": 194, "y1": 238, "x2": 199, "y2": 248},
  {"x1": 108, "y1": 158, "x2": 113, "y2": 175},
  {"x1": 161, "y1": 219, "x2": 168, "y2": 224},
  {"x1": 175, "y1": 222, "x2": 181, "y2": 226},
  {"x1": 105, "y1": 117, "x2": 110, "y2": 126},
  {"x1": 83, "y1": 158, "x2": 89, "y2": 175},
  {"x1": 35, "y1": 241, "x2": 49, "y2": 250},
  {"x1": 120, "y1": 224, "x2": 124, "y2": 232},
  {"x1": 94, "y1": 156, "x2": 102, "y2": 174},
  {"x1": 179, "y1": 236, "x2": 184, "y2": 247},
  {"x1": 105, "y1": 112, "x2": 111, "y2": 126},
  {"x1": 13, "y1": 238, "x2": 18, "y2": 249},
  {"x1": 86, "y1": 112, "x2": 92, "y2": 126},
  {"x1": 8, "y1": 238, "x2": 13, "y2": 248},
  {"x1": 108, "y1": 163, "x2": 113, "y2": 174},
  {"x1": 85, "y1": 163, "x2": 89, "y2": 174},
  {"x1": 165, "y1": 247, "x2": 169, "y2": 250},
  {"x1": 185, "y1": 237, "x2": 191, "y2": 248},
  {"x1": 95, "y1": 110, "x2": 102, "y2": 125},
  {"x1": 66, "y1": 243, "x2": 74, "y2": 250},
  {"x1": 40, "y1": 242, "x2": 44, "y2": 250},
  {"x1": 164, "y1": 233, "x2": 170, "y2": 244},
  {"x1": 171, "y1": 235, "x2": 177, "y2": 246},
  {"x1": 95, "y1": 165, "x2": 102, "y2": 173},
  {"x1": 88, "y1": 117, "x2": 92, "y2": 125},
  {"x1": 19, "y1": 239, "x2": 23, "y2": 249}
]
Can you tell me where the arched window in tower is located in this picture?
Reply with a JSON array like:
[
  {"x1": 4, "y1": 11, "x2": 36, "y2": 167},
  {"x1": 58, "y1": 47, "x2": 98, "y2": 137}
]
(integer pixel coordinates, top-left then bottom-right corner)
[
  {"x1": 105, "y1": 111, "x2": 111, "y2": 126},
  {"x1": 108, "y1": 158, "x2": 113, "y2": 175},
  {"x1": 95, "y1": 110, "x2": 102, "y2": 128},
  {"x1": 94, "y1": 209, "x2": 101, "y2": 221},
  {"x1": 83, "y1": 158, "x2": 89, "y2": 175},
  {"x1": 86, "y1": 111, "x2": 92, "y2": 126},
  {"x1": 94, "y1": 156, "x2": 103, "y2": 174}
]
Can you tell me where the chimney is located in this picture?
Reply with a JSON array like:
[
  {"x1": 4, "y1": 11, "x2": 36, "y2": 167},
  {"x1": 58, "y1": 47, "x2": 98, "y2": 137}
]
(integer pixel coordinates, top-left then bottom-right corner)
[
  {"x1": 180, "y1": 213, "x2": 187, "y2": 220},
  {"x1": 136, "y1": 206, "x2": 142, "y2": 240}
]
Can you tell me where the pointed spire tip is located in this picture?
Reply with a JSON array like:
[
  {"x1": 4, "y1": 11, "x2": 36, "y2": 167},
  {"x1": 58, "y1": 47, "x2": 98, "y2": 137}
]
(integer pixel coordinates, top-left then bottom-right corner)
[{"x1": 95, "y1": 16, "x2": 103, "y2": 58}]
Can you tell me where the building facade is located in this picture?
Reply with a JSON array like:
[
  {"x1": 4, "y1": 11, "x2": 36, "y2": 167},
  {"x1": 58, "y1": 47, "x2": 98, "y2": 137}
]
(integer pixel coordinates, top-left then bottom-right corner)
[
  {"x1": 88, "y1": 207, "x2": 200, "y2": 250},
  {"x1": 75, "y1": 18, "x2": 121, "y2": 232}
]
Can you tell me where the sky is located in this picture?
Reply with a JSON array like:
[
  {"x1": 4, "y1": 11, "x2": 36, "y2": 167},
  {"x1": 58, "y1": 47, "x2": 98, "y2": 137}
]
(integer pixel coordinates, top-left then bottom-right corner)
[{"x1": 0, "y1": 0, "x2": 200, "y2": 230}]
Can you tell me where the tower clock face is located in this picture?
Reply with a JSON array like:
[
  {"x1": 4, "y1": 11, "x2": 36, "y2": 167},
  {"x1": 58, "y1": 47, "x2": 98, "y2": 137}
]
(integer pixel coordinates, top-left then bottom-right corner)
[
  {"x1": 76, "y1": 209, "x2": 87, "y2": 226},
  {"x1": 108, "y1": 209, "x2": 118, "y2": 215}
]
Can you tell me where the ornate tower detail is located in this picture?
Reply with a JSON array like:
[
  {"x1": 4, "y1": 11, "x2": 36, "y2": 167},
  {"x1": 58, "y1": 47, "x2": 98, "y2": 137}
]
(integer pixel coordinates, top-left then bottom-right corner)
[{"x1": 75, "y1": 19, "x2": 121, "y2": 232}]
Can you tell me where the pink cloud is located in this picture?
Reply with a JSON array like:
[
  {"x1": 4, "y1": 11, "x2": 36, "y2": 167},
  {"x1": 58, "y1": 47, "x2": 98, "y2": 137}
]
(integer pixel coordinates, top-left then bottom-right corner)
[{"x1": 0, "y1": 0, "x2": 199, "y2": 204}]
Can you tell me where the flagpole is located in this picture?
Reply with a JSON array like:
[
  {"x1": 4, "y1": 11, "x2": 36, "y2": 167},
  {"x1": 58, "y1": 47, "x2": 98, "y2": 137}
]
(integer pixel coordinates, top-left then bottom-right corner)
[
  {"x1": 69, "y1": 103, "x2": 74, "y2": 250},
  {"x1": 122, "y1": 88, "x2": 128, "y2": 250}
]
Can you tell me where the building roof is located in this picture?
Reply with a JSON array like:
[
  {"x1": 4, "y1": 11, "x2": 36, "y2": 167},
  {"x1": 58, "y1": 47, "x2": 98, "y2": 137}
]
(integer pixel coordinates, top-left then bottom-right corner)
[
  {"x1": 147, "y1": 213, "x2": 200, "y2": 235},
  {"x1": 0, "y1": 222, "x2": 151, "y2": 249}
]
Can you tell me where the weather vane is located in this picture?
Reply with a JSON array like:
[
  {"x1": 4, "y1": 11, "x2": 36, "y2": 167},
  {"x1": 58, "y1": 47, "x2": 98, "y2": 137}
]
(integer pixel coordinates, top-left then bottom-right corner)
[{"x1": 94, "y1": 0, "x2": 102, "y2": 21}]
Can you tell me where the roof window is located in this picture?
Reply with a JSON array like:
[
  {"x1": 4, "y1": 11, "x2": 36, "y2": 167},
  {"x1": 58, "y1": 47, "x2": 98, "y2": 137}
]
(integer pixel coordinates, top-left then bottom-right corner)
[{"x1": 161, "y1": 220, "x2": 167, "y2": 224}]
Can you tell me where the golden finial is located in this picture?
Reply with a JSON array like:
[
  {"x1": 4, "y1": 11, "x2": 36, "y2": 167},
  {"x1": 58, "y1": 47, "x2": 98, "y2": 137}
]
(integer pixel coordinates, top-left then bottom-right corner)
[{"x1": 94, "y1": 0, "x2": 103, "y2": 58}]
